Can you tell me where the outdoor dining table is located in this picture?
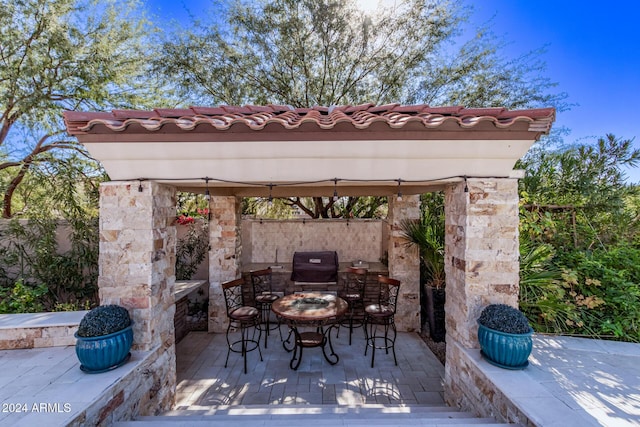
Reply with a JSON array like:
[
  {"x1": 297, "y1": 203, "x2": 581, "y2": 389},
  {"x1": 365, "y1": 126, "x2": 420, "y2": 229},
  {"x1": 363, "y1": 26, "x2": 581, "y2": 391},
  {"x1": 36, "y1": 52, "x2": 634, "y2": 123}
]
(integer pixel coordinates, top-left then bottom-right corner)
[{"x1": 271, "y1": 292, "x2": 348, "y2": 370}]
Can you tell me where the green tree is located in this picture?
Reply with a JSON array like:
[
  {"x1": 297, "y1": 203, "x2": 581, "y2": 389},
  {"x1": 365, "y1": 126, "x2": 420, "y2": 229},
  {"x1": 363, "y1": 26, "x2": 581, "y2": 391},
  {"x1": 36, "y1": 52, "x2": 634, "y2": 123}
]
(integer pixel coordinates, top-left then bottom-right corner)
[
  {"x1": 154, "y1": 0, "x2": 567, "y2": 217},
  {"x1": 0, "y1": 0, "x2": 158, "y2": 218},
  {"x1": 0, "y1": 153, "x2": 104, "y2": 311},
  {"x1": 157, "y1": 0, "x2": 566, "y2": 109},
  {"x1": 518, "y1": 135, "x2": 640, "y2": 342},
  {"x1": 519, "y1": 134, "x2": 640, "y2": 249}
]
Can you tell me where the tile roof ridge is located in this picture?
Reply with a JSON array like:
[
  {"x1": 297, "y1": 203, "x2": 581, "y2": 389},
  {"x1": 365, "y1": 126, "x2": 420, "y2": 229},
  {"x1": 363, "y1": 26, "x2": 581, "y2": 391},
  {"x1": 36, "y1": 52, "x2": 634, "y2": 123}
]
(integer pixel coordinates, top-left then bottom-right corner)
[{"x1": 63, "y1": 104, "x2": 556, "y2": 136}]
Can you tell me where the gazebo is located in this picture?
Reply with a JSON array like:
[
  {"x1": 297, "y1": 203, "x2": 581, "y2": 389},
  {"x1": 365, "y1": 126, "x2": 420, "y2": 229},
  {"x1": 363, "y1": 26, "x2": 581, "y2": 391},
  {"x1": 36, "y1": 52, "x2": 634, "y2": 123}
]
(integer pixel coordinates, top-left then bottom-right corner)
[{"x1": 63, "y1": 103, "x2": 555, "y2": 414}]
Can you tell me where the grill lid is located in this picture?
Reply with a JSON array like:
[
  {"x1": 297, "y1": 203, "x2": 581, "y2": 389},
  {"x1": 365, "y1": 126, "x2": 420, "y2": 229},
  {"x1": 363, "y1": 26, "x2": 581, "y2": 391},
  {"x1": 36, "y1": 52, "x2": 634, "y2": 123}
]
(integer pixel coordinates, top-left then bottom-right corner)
[{"x1": 291, "y1": 251, "x2": 339, "y2": 282}]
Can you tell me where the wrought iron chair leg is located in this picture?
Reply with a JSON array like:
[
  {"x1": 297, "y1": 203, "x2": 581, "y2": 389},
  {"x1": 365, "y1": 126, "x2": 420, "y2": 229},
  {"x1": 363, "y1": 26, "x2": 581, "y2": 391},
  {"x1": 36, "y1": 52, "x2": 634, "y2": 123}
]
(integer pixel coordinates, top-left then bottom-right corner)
[
  {"x1": 363, "y1": 317, "x2": 370, "y2": 356},
  {"x1": 241, "y1": 324, "x2": 248, "y2": 374},
  {"x1": 370, "y1": 322, "x2": 377, "y2": 368},
  {"x1": 290, "y1": 327, "x2": 303, "y2": 370},
  {"x1": 224, "y1": 322, "x2": 233, "y2": 368},
  {"x1": 390, "y1": 322, "x2": 397, "y2": 365},
  {"x1": 253, "y1": 322, "x2": 264, "y2": 362},
  {"x1": 348, "y1": 315, "x2": 354, "y2": 345}
]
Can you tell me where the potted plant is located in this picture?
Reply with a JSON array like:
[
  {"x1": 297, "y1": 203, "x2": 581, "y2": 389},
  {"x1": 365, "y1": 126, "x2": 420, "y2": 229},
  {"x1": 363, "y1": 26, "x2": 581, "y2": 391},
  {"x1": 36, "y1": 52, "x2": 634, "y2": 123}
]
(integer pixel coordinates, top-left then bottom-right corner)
[
  {"x1": 75, "y1": 304, "x2": 133, "y2": 373},
  {"x1": 477, "y1": 303, "x2": 533, "y2": 370}
]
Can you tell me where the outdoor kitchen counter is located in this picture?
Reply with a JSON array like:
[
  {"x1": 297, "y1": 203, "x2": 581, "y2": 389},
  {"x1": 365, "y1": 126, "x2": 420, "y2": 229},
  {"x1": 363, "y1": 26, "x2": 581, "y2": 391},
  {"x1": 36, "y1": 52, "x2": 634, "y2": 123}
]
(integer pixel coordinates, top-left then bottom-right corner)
[
  {"x1": 241, "y1": 262, "x2": 388, "y2": 299},
  {"x1": 242, "y1": 262, "x2": 388, "y2": 274}
]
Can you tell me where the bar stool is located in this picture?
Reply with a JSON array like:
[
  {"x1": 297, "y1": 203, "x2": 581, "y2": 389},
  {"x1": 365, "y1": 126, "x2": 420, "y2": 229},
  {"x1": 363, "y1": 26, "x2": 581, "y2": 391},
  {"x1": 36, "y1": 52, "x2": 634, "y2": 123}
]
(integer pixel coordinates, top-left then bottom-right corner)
[
  {"x1": 339, "y1": 267, "x2": 367, "y2": 345},
  {"x1": 222, "y1": 278, "x2": 263, "y2": 374},
  {"x1": 250, "y1": 267, "x2": 281, "y2": 348},
  {"x1": 364, "y1": 275, "x2": 401, "y2": 367}
]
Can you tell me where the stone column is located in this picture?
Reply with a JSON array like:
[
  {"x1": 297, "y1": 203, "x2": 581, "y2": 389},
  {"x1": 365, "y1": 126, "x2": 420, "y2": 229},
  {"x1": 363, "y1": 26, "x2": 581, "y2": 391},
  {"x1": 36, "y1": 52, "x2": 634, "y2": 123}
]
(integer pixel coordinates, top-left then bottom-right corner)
[
  {"x1": 98, "y1": 181, "x2": 177, "y2": 413},
  {"x1": 443, "y1": 178, "x2": 520, "y2": 348},
  {"x1": 208, "y1": 196, "x2": 243, "y2": 332},
  {"x1": 387, "y1": 194, "x2": 421, "y2": 332},
  {"x1": 98, "y1": 181, "x2": 177, "y2": 351},
  {"x1": 443, "y1": 178, "x2": 520, "y2": 408}
]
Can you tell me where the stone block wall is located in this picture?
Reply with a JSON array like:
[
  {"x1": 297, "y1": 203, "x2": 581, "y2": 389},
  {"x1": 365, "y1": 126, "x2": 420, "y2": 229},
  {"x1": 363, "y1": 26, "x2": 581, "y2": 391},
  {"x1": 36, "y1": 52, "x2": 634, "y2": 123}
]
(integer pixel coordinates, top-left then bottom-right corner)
[
  {"x1": 444, "y1": 341, "x2": 532, "y2": 425},
  {"x1": 208, "y1": 196, "x2": 242, "y2": 333},
  {"x1": 443, "y1": 178, "x2": 521, "y2": 413},
  {"x1": 241, "y1": 219, "x2": 384, "y2": 265},
  {"x1": 98, "y1": 181, "x2": 177, "y2": 352},
  {"x1": 0, "y1": 311, "x2": 85, "y2": 350},
  {"x1": 443, "y1": 178, "x2": 520, "y2": 349},
  {"x1": 387, "y1": 195, "x2": 421, "y2": 332},
  {"x1": 97, "y1": 181, "x2": 177, "y2": 415},
  {"x1": 68, "y1": 346, "x2": 176, "y2": 426}
]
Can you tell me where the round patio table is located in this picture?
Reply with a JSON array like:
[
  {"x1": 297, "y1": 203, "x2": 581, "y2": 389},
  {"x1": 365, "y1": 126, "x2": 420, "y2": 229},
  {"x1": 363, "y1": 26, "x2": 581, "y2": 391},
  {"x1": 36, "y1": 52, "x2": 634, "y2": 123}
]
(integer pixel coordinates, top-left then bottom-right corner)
[{"x1": 271, "y1": 292, "x2": 348, "y2": 370}]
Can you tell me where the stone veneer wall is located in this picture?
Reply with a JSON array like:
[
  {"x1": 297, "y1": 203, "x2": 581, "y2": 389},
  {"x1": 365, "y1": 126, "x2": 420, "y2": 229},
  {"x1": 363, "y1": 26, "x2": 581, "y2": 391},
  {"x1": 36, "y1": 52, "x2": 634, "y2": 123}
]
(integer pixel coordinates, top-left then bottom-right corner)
[
  {"x1": 208, "y1": 196, "x2": 243, "y2": 333},
  {"x1": 386, "y1": 195, "x2": 421, "y2": 332},
  {"x1": 98, "y1": 181, "x2": 177, "y2": 416},
  {"x1": 442, "y1": 341, "x2": 532, "y2": 425},
  {"x1": 241, "y1": 218, "x2": 384, "y2": 265},
  {"x1": 67, "y1": 346, "x2": 176, "y2": 425},
  {"x1": 0, "y1": 312, "x2": 85, "y2": 350},
  {"x1": 443, "y1": 178, "x2": 520, "y2": 415}
]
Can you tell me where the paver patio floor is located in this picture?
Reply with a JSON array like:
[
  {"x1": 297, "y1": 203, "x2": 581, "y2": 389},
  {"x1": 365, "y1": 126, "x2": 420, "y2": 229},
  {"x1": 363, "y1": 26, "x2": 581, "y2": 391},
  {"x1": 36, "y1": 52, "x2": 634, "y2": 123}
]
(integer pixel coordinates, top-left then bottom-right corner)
[{"x1": 175, "y1": 326, "x2": 446, "y2": 408}]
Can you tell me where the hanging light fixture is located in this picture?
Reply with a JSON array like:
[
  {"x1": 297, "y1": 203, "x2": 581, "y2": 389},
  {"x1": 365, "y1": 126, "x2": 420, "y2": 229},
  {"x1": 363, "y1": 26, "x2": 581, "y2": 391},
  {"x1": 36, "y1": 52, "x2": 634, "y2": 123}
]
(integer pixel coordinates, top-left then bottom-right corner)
[
  {"x1": 333, "y1": 178, "x2": 339, "y2": 201},
  {"x1": 396, "y1": 178, "x2": 403, "y2": 201},
  {"x1": 268, "y1": 183, "x2": 273, "y2": 205},
  {"x1": 204, "y1": 177, "x2": 210, "y2": 200}
]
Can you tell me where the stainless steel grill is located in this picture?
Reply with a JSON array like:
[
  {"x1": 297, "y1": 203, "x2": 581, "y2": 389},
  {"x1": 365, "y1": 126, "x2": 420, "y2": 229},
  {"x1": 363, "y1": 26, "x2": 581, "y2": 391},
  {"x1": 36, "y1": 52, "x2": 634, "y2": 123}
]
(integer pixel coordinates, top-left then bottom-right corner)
[{"x1": 291, "y1": 251, "x2": 339, "y2": 283}]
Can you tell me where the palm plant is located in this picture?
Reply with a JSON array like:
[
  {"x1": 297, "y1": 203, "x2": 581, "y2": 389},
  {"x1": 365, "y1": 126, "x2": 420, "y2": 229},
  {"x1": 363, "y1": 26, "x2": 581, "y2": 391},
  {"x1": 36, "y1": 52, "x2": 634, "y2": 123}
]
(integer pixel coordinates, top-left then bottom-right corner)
[
  {"x1": 400, "y1": 209, "x2": 445, "y2": 289},
  {"x1": 518, "y1": 239, "x2": 586, "y2": 335}
]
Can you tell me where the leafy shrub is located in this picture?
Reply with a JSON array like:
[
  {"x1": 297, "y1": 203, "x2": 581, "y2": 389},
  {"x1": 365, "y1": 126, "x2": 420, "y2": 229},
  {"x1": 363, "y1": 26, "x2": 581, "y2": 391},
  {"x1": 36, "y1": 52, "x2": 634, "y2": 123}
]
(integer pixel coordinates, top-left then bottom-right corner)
[
  {"x1": 176, "y1": 221, "x2": 209, "y2": 280},
  {"x1": 0, "y1": 279, "x2": 48, "y2": 314},
  {"x1": 76, "y1": 305, "x2": 131, "y2": 337},
  {"x1": 54, "y1": 300, "x2": 93, "y2": 312},
  {"x1": 552, "y1": 246, "x2": 640, "y2": 342},
  {"x1": 0, "y1": 217, "x2": 99, "y2": 311},
  {"x1": 478, "y1": 304, "x2": 532, "y2": 334}
]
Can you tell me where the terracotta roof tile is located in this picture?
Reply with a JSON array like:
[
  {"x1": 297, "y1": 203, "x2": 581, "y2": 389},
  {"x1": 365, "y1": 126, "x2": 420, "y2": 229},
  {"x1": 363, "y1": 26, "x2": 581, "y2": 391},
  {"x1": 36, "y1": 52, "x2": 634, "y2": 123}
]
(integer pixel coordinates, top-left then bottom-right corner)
[
  {"x1": 62, "y1": 104, "x2": 556, "y2": 137},
  {"x1": 498, "y1": 108, "x2": 556, "y2": 119},
  {"x1": 390, "y1": 104, "x2": 429, "y2": 113},
  {"x1": 423, "y1": 106, "x2": 464, "y2": 115},
  {"x1": 267, "y1": 104, "x2": 294, "y2": 112},
  {"x1": 154, "y1": 108, "x2": 194, "y2": 118},
  {"x1": 344, "y1": 103, "x2": 375, "y2": 113},
  {"x1": 368, "y1": 103, "x2": 400, "y2": 113},
  {"x1": 112, "y1": 110, "x2": 156, "y2": 119},
  {"x1": 191, "y1": 106, "x2": 228, "y2": 115},
  {"x1": 458, "y1": 107, "x2": 505, "y2": 117}
]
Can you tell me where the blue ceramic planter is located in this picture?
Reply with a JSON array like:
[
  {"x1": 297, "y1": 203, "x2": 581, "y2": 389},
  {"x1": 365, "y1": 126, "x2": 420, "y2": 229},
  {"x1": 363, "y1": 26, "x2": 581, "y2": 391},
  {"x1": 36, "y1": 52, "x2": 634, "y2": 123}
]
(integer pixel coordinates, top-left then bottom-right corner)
[
  {"x1": 477, "y1": 323, "x2": 533, "y2": 370},
  {"x1": 75, "y1": 325, "x2": 133, "y2": 373}
]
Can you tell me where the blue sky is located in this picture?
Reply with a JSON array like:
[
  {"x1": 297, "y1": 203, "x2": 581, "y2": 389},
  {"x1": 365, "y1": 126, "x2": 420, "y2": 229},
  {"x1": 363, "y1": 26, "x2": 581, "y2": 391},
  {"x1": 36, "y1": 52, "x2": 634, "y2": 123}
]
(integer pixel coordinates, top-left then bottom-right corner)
[
  {"x1": 468, "y1": 1, "x2": 640, "y2": 183},
  {"x1": 147, "y1": 0, "x2": 640, "y2": 182}
]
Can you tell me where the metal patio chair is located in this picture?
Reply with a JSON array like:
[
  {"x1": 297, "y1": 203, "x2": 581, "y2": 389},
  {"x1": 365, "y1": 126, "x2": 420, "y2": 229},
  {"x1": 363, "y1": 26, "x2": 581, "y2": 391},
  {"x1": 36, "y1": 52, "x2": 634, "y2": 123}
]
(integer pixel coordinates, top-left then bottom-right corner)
[
  {"x1": 363, "y1": 275, "x2": 401, "y2": 367},
  {"x1": 222, "y1": 278, "x2": 263, "y2": 374}
]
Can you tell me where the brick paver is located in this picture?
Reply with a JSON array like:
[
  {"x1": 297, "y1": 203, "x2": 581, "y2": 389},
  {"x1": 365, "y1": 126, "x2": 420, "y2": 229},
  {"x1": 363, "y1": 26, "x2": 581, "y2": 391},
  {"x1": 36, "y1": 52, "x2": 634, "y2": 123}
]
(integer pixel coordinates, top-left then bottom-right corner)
[{"x1": 175, "y1": 327, "x2": 446, "y2": 408}]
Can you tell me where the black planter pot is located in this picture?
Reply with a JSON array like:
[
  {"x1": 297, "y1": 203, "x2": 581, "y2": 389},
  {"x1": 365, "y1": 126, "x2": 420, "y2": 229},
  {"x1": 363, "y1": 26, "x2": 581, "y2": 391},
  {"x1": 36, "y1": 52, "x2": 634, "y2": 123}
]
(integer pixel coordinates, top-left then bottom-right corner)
[{"x1": 425, "y1": 285, "x2": 446, "y2": 342}]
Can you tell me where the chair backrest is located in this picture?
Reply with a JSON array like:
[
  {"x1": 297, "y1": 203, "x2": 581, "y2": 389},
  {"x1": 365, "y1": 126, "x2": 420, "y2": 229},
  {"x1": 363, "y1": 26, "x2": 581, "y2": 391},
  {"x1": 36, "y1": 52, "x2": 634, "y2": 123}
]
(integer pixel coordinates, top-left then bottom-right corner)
[
  {"x1": 375, "y1": 275, "x2": 401, "y2": 313},
  {"x1": 222, "y1": 278, "x2": 247, "y2": 315},
  {"x1": 250, "y1": 267, "x2": 273, "y2": 297},
  {"x1": 345, "y1": 267, "x2": 367, "y2": 296}
]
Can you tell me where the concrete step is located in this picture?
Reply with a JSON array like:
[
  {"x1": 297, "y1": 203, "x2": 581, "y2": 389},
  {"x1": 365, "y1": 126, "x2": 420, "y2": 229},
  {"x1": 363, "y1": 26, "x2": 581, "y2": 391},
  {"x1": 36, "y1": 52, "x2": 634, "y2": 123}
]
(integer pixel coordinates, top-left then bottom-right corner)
[{"x1": 115, "y1": 404, "x2": 519, "y2": 426}]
